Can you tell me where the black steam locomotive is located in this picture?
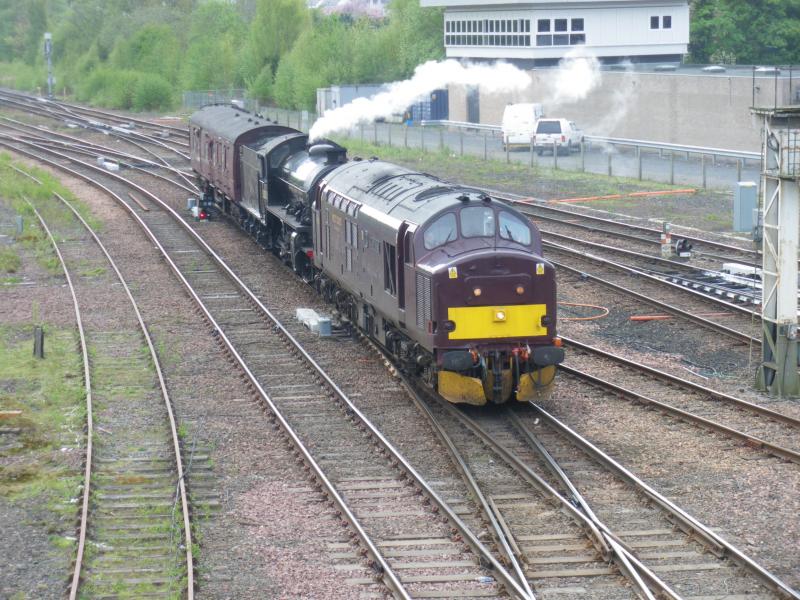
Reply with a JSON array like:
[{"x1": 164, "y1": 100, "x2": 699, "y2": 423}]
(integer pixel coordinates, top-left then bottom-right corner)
[{"x1": 189, "y1": 105, "x2": 563, "y2": 405}]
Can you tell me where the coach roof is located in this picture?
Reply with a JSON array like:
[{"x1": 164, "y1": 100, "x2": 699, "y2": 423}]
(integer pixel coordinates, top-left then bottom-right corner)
[{"x1": 189, "y1": 105, "x2": 277, "y2": 144}]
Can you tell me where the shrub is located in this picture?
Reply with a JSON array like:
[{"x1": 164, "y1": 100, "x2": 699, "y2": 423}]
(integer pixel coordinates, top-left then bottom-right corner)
[
  {"x1": 247, "y1": 64, "x2": 273, "y2": 102},
  {"x1": 132, "y1": 73, "x2": 173, "y2": 111}
]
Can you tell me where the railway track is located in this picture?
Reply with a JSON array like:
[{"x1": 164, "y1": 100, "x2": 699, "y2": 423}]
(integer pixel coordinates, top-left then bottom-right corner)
[
  {"x1": 0, "y1": 89, "x2": 190, "y2": 157},
  {"x1": 0, "y1": 121, "x2": 198, "y2": 193},
  {"x1": 12, "y1": 166, "x2": 194, "y2": 598},
  {"x1": 495, "y1": 192, "x2": 765, "y2": 266},
  {"x1": 546, "y1": 242, "x2": 760, "y2": 345},
  {"x1": 1, "y1": 142, "x2": 535, "y2": 598},
  {"x1": 559, "y1": 336, "x2": 800, "y2": 463},
  {"x1": 541, "y1": 226, "x2": 763, "y2": 304},
  {"x1": 348, "y1": 335, "x2": 799, "y2": 598}
]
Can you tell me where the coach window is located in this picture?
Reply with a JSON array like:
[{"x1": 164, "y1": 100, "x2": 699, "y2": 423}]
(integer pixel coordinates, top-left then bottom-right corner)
[
  {"x1": 423, "y1": 213, "x2": 457, "y2": 250},
  {"x1": 498, "y1": 211, "x2": 531, "y2": 245},
  {"x1": 461, "y1": 206, "x2": 495, "y2": 238},
  {"x1": 663, "y1": 15, "x2": 672, "y2": 28}
]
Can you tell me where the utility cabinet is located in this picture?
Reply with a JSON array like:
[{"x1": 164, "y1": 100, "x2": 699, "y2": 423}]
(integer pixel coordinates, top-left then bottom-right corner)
[{"x1": 733, "y1": 181, "x2": 758, "y2": 233}]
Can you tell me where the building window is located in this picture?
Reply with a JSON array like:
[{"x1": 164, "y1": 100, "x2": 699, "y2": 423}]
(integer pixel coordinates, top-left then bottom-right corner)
[
  {"x1": 536, "y1": 17, "x2": 585, "y2": 46},
  {"x1": 444, "y1": 17, "x2": 531, "y2": 47},
  {"x1": 663, "y1": 15, "x2": 672, "y2": 28},
  {"x1": 650, "y1": 15, "x2": 659, "y2": 29}
]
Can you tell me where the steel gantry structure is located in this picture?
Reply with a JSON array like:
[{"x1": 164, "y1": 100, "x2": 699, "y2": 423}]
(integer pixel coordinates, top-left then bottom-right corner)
[{"x1": 752, "y1": 106, "x2": 800, "y2": 397}]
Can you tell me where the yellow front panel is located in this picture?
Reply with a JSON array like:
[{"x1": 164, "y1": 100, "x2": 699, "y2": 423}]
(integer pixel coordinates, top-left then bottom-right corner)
[{"x1": 447, "y1": 304, "x2": 547, "y2": 340}]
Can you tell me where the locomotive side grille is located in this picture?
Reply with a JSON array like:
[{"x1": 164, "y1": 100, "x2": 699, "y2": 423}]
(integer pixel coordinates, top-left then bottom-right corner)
[{"x1": 416, "y1": 272, "x2": 432, "y2": 329}]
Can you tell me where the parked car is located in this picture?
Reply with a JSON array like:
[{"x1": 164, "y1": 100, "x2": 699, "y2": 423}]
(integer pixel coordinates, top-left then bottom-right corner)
[
  {"x1": 501, "y1": 103, "x2": 544, "y2": 151},
  {"x1": 533, "y1": 118, "x2": 584, "y2": 155}
]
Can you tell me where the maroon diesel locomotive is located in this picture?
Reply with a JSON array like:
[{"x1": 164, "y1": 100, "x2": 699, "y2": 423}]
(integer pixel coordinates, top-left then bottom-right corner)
[{"x1": 190, "y1": 104, "x2": 563, "y2": 405}]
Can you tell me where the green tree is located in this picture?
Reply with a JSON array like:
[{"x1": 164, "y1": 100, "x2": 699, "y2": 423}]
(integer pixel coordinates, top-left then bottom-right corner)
[
  {"x1": 689, "y1": 0, "x2": 800, "y2": 64},
  {"x1": 181, "y1": 2, "x2": 245, "y2": 90},
  {"x1": 238, "y1": 0, "x2": 309, "y2": 84}
]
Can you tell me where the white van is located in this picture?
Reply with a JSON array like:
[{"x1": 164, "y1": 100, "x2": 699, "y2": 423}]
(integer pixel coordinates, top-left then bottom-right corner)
[{"x1": 501, "y1": 103, "x2": 544, "y2": 150}]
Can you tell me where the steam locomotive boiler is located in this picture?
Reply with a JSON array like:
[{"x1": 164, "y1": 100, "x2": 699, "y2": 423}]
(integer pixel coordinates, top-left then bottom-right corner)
[{"x1": 189, "y1": 104, "x2": 564, "y2": 405}]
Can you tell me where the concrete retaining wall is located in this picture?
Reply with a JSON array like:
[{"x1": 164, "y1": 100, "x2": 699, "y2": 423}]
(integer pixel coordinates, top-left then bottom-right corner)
[{"x1": 449, "y1": 70, "x2": 794, "y2": 152}]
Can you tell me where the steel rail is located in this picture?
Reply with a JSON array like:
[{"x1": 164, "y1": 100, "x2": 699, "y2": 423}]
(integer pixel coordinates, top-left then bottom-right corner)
[
  {"x1": 562, "y1": 335, "x2": 800, "y2": 426},
  {"x1": 0, "y1": 93, "x2": 191, "y2": 159},
  {"x1": 515, "y1": 202, "x2": 764, "y2": 266},
  {"x1": 0, "y1": 88, "x2": 190, "y2": 139},
  {"x1": 53, "y1": 190, "x2": 196, "y2": 599},
  {"x1": 495, "y1": 193, "x2": 762, "y2": 258},
  {"x1": 427, "y1": 395, "x2": 681, "y2": 600},
  {"x1": 506, "y1": 411, "x2": 679, "y2": 600},
  {"x1": 558, "y1": 363, "x2": 800, "y2": 464},
  {"x1": 0, "y1": 112, "x2": 194, "y2": 186},
  {"x1": 541, "y1": 228, "x2": 764, "y2": 308},
  {"x1": 23, "y1": 201, "x2": 94, "y2": 600},
  {"x1": 0, "y1": 139, "x2": 532, "y2": 599},
  {"x1": 1, "y1": 127, "x2": 198, "y2": 194},
  {"x1": 9, "y1": 163, "x2": 196, "y2": 598},
  {"x1": 544, "y1": 246, "x2": 760, "y2": 345},
  {"x1": 528, "y1": 403, "x2": 800, "y2": 599},
  {"x1": 377, "y1": 350, "x2": 535, "y2": 599},
  {"x1": 2, "y1": 142, "x2": 414, "y2": 599}
]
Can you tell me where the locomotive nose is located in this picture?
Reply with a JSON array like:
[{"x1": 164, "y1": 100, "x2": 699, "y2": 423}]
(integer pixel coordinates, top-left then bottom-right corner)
[{"x1": 437, "y1": 253, "x2": 555, "y2": 342}]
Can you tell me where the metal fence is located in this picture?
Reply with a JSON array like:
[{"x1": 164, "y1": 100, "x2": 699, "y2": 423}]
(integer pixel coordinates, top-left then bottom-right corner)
[
  {"x1": 224, "y1": 104, "x2": 760, "y2": 189},
  {"x1": 182, "y1": 89, "x2": 255, "y2": 111}
]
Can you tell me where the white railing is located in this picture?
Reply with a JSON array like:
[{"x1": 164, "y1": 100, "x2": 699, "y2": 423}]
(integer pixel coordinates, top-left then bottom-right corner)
[{"x1": 420, "y1": 119, "x2": 760, "y2": 163}]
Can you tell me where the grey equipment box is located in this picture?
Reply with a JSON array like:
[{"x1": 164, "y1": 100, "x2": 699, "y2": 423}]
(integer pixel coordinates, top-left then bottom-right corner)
[{"x1": 733, "y1": 181, "x2": 758, "y2": 233}]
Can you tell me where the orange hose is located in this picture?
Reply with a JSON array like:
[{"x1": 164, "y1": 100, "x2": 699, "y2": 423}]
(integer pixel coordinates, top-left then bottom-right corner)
[{"x1": 559, "y1": 302, "x2": 610, "y2": 321}]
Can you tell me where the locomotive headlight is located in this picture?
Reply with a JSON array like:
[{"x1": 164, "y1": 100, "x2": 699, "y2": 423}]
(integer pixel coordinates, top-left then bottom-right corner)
[
  {"x1": 515, "y1": 285, "x2": 525, "y2": 295},
  {"x1": 473, "y1": 287, "x2": 482, "y2": 297},
  {"x1": 494, "y1": 310, "x2": 506, "y2": 322}
]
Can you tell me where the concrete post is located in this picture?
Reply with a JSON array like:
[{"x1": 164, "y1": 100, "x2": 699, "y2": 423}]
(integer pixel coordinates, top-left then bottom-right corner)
[
  {"x1": 459, "y1": 130, "x2": 464, "y2": 156},
  {"x1": 483, "y1": 133, "x2": 487, "y2": 161},
  {"x1": 580, "y1": 142, "x2": 585, "y2": 172},
  {"x1": 607, "y1": 152, "x2": 612, "y2": 177},
  {"x1": 637, "y1": 147, "x2": 642, "y2": 180},
  {"x1": 553, "y1": 142, "x2": 558, "y2": 170},
  {"x1": 701, "y1": 154, "x2": 707, "y2": 189},
  {"x1": 670, "y1": 152, "x2": 675, "y2": 185}
]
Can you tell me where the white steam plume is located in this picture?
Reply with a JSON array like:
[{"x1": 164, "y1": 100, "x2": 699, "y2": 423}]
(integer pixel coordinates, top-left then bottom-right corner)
[
  {"x1": 587, "y1": 59, "x2": 634, "y2": 144},
  {"x1": 542, "y1": 47, "x2": 602, "y2": 107},
  {"x1": 309, "y1": 59, "x2": 532, "y2": 141}
]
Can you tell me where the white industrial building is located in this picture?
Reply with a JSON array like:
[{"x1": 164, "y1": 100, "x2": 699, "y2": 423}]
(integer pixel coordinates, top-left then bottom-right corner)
[{"x1": 420, "y1": 0, "x2": 690, "y2": 65}]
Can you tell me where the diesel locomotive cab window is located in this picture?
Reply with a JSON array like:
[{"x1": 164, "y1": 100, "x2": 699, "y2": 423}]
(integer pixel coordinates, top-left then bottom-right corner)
[
  {"x1": 498, "y1": 212, "x2": 531, "y2": 245},
  {"x1": 424, "y1": 213, "x2": 457, "y2": 250},
  {"x1": 460, "y1": 207, "x2": 495, "y2": 238}
]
